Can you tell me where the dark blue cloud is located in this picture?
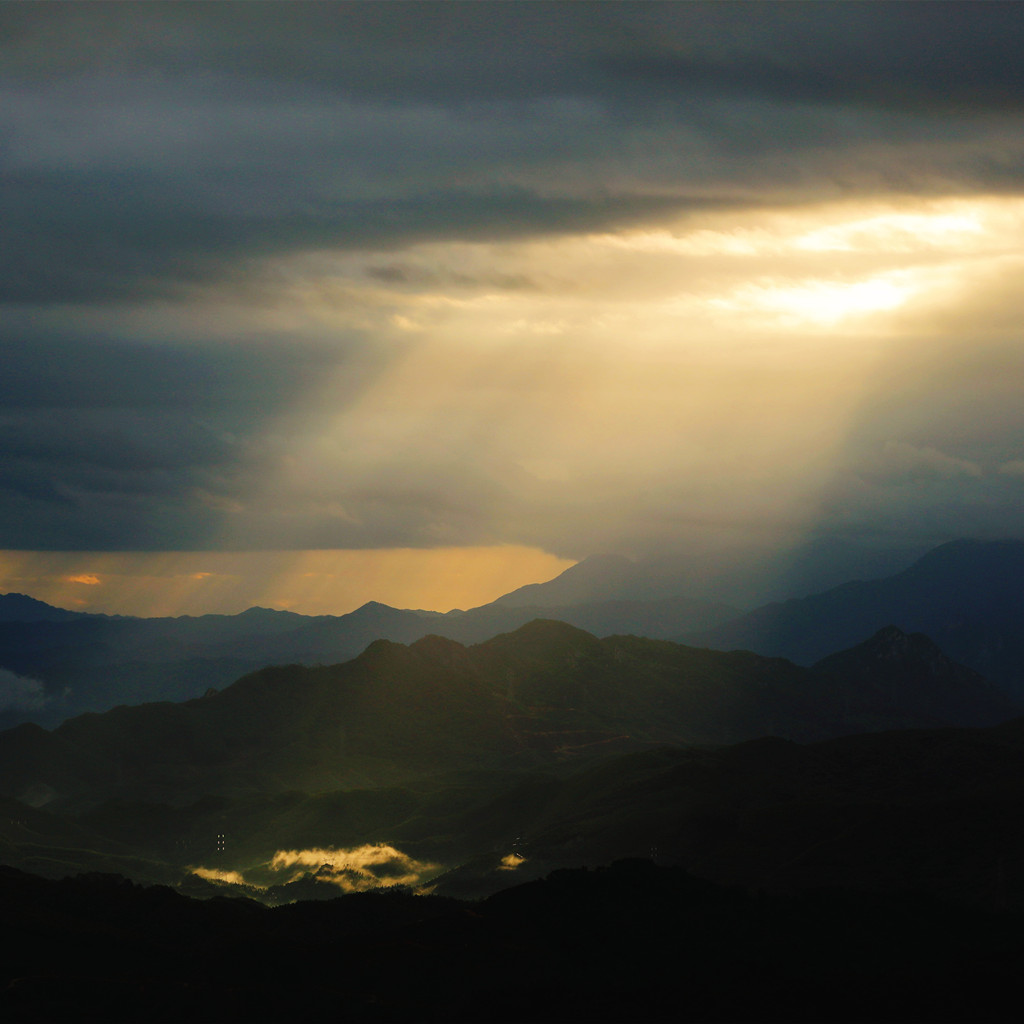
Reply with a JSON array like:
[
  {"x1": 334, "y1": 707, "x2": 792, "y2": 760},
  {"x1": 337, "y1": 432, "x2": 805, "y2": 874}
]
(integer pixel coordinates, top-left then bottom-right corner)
[{"x1": 3, "y1": 3, "x2": 1023, "y2": 305}]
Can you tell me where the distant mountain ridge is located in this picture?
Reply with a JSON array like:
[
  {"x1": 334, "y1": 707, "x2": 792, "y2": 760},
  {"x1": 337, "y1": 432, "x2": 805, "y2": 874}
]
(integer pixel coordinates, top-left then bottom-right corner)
[
  {"x1": 4, "y1": 536, "x2": 1024, "y2": 726},
  {"x1": 0, "y1": 592, "x2": 97, "y2": 623},
  {"x1": 0, "y1": 586, "x2": 737, "y2": 728},
  {"x1": 686, "y1": 538, "x2": 1024, "y2": 697}
]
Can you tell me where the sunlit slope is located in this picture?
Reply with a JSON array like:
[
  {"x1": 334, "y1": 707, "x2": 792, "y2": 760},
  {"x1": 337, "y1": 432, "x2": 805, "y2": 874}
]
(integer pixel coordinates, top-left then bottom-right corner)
[
  {"x1": 686, "y1": 538, "x2": 1024, "y2": 696},
  {"x1": 0, "y1": 620, "x2": 1014, "y2": 815}
]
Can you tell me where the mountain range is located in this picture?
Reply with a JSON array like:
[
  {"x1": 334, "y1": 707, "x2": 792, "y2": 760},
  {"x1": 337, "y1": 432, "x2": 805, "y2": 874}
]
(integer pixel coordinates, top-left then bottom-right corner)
[
  {"x1": 0, "y1": 580, "x2": 737, "y2": 730},
  {"x1": 5, "y1": 537, "x2": 1024, "y2": 728},
  {"x1": 3, "y1": 619, "x2": 1014, "y2": 807},
  {"x1": 0, "y1": 615, "x2": 1017, "y2": 904},
  {"x1": 4, "y1": 542, "x2": 1024, "y2": 1021}
]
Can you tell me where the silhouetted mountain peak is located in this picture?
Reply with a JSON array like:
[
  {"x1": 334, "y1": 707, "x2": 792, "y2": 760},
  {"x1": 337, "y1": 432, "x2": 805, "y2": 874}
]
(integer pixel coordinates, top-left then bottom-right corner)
[
  {"x1": 808, "y1": 625, "x2": 1017, "y2": 727},
  {"x1": 0, "y1": 592, "x2": 86, "y2": 623},
  {"x1": 911, "y1": 536, "x2": 1024, "y2": 566},
  {"x1": 484, "y1": 618, "x2": 605, "y2": 652},
  {"x1": 815, "y1": 625, "x2": 960, "y2": 676},
  {"x1": 237, "y1": 606, "x2": 304, "y2": 621},
  {"x1": 899, "y1": 538, "x2": 1024, "y2": 594},
  {"x1": 409, "y1": 633, "x2": 472, "y2": 668},
  {"x1": 351, "y1": 632, "x2": 478, "y2": 680},
  {"x1": 863, "y1": 624, "x2": 935, "y2": 657},
  {"x1": 356, "y1": 636, "x2": 410, "y2": 662},
  {"x1": 343, "y1": 601, "x2": 429, "y2": 628}
]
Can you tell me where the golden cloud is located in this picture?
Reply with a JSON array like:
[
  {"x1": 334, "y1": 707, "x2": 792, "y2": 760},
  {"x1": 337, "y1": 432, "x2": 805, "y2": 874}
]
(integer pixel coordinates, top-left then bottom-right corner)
[
  {"x1": 191, "y1": 867, "x2": 253, "y2": 887},
  {"x1": 269, "y1": 843, "x2": 439, "y2": 893}
]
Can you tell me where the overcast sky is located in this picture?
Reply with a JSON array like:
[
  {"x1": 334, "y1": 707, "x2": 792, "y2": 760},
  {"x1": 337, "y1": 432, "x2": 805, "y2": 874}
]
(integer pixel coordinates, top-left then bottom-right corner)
[{"x1": 4, "y1": 2, "x2": 1024, "y2": 614}]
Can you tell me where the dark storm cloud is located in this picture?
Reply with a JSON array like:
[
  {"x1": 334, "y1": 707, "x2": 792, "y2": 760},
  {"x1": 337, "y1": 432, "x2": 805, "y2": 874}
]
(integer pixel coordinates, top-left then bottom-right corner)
[
  {"x1": 0, "y1": 324, "x2": 396, "y2": 549},
  {"x1": 4, "y1": 2, "x2": 1024, "y2": 305},
  {"x1": 0, "y1": 406, "x2": 258, "y2": 549},
  {"x1": 0, "y1": 327, "x2": 376, "y2": 410},
  {"x1": 8, "y1": 2, "x2": 1024, "y2": 111},
  {"x1": 365, "y1": 263, "x2": 538, "y2": 292},
  {"x1": 599, "y1": 5, "x2": 1024, "y2": 116},
  {"x1": 0, "y1": 173, "x2": 687, "y2": 304}
]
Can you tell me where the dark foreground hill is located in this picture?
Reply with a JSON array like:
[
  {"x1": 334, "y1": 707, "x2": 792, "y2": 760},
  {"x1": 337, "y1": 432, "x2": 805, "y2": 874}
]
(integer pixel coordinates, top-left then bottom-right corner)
[
  {"x1": 1, "y1": 858, "x2": 1020, "y2": 1023},
  {"x1": 688, "y1": 538, "x2": 1024, "y2": 697}
]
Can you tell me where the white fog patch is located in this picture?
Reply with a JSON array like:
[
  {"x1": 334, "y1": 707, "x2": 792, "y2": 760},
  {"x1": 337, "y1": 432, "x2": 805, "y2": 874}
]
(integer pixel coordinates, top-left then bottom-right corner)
[{"x1": 0, "y1": 669, "x2": 50, "y2": 713}]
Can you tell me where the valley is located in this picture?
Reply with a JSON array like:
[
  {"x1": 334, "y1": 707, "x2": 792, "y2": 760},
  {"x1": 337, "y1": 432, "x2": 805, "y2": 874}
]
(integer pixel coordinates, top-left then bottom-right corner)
[{"x1": 3, "y1": 540, "x2": 1024, "y2": 1020}]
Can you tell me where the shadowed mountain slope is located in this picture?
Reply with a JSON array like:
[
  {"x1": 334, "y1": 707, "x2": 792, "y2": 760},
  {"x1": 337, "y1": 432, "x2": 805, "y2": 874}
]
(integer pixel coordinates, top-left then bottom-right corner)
[
  {"x1": 809, "y1": 625, "x2": 1015, "y2": 730},
  {"x1": 432, "y1": 716, "x2": 1024, "y2": 911},
  {"x1": 0, "y1": 621, "x2": 1013, "y2": 817}
]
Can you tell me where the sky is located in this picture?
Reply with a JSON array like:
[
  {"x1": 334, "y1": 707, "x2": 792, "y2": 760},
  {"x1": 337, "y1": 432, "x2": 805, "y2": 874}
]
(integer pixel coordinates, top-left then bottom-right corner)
[{"x1": 4, "y1": 1, "x2": 1024, "y2": 616}]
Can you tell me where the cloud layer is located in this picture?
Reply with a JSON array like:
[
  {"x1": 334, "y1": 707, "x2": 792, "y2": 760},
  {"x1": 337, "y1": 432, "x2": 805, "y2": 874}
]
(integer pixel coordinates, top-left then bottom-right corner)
[{"x1": 4, "y1": 3, "x2": 1024, "y2": 599}]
